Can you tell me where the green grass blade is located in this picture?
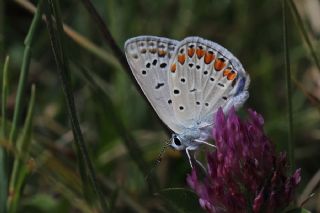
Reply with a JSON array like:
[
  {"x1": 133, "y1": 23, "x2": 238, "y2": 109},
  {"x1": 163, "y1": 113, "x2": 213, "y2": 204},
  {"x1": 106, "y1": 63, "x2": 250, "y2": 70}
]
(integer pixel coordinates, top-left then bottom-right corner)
[
  {"x1": 1, "y1": 56, "x2": 9, "y2": 138},
  {"x1": 282, "y1": 0, "x2": 294, "y2": 171},
  {"x1": 287, "y1": 0, "x2": 320, "y2": 72},
  {"x1": 8, "y1": 84, "x2": 36, "y2": 213},
  {"x1": 43, "y1": 0, "x2": 109, "y2": 211},
  {"x1": 0, "y1": 55, "x2": 9, "y2": 213},
  {"x1": 8, "y1": 46, "x2": 31, "y2": 144},
  {"x1": 9, "y1": 0, "x2": 44, "y2": 145},
  {"x1": 0, "y1": 0, "x2": 4, "y2": 60}
]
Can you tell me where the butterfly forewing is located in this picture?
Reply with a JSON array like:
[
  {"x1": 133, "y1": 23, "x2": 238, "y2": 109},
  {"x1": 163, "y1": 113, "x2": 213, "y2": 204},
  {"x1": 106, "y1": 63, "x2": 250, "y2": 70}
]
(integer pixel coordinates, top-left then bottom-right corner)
[
  {"x1": 168, "y1": 37, "x2": 249, "y2": 127},
  {"x1": 124, "y1": 36, "x2": 185, "y2": 133}
]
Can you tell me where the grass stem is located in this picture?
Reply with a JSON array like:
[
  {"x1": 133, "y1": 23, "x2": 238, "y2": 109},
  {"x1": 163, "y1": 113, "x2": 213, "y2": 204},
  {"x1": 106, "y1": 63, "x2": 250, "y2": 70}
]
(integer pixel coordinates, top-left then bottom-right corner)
[
  {"x1": 0, "y1": 55, "x2": 9, "y2": 213},
  {"x1": 282, "y1": 0, "x2": 294, "y2": 171}
]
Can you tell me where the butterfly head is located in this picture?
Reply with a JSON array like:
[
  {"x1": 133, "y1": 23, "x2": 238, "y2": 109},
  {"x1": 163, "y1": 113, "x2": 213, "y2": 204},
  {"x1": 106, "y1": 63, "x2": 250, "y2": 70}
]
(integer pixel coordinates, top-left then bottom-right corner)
[
  {"x1": 170, "y1": 129, "x2": 201, "y2": 151},
  {"x1": 170, "y1": 134, "x2": 185, "y2": 150}
]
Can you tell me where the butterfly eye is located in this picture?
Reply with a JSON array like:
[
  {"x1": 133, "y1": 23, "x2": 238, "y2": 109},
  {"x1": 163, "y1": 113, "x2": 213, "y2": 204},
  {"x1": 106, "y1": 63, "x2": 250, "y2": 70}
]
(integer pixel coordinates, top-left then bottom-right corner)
[{"x1": 173, "y1": 136, "x2": 181, "y2": 146}]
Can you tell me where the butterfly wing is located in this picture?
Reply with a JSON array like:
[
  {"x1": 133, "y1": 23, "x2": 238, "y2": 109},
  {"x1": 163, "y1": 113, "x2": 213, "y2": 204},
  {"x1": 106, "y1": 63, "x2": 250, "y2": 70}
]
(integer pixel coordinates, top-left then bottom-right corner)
[
  {"x1": 167, "y1": 37, "x2": 250, "y2": 128},
  {"x1": 124, "y1": 36, "x2": 185, "y2": 133}
]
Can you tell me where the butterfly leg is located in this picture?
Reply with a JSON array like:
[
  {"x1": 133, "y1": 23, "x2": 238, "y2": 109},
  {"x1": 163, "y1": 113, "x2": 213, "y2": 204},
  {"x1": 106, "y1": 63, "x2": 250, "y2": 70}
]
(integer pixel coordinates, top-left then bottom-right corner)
[
  {"x1": 185, "y1": 147, "x2": 194, "y2": 168},
  {"x1": 193, "y1": 149, "x2": 206, "y2": 172},
  {"x1": 194, "y1": 139, "x2": 216, "y2": 148}
]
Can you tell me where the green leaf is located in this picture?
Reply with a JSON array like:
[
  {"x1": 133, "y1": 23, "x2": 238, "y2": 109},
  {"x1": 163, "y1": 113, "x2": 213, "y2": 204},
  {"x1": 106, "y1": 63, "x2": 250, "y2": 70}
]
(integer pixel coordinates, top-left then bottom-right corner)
[
  {"x1": 158, "y1": 188, "x2": 204, "y2": 213},
  {"x1": 285, "y1": 208, "x2": 312, "y2": 213}
]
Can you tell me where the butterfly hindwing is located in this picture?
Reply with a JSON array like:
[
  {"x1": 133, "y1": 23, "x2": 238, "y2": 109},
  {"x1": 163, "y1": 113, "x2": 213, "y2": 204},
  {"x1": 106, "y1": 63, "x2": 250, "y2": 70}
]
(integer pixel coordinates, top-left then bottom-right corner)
[
  {"x1": 168, "y1": 37, "x2": 250, "y2": 127},
  {"x1": 124, "y1": 36, "x2": 184, "y2": 133}
]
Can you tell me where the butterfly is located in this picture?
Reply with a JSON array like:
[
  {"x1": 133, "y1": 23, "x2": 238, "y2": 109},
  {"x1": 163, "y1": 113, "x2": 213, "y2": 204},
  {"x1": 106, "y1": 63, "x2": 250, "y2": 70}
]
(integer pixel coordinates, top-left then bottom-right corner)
[{"x1": 124, "y1": 36, "x2": 250, "y2": 166}]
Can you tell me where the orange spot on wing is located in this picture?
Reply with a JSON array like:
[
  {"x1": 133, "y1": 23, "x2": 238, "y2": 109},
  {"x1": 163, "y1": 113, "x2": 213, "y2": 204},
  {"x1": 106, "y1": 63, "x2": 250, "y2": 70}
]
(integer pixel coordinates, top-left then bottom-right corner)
[
  {"x1": 227, "y1": 71, "x2": 237, "y2": 80},
  {"x1": 204, "y1": 51, "x2": 215, "y2": 64},
  {"x1": 178, "y1": 54, "x2": 186, "y2": 65},
  {"x1": 214, "y1": 58, "x2": 226, "y2": 71},
  {"x1": 158, "y1": 50, "x2": 167, "y2": 57},
  {"x1": 196, "y1": 48, "x2": 205, "y2": 59},
  {"x1": 170, "y1": 63, "x2": 177, "y2": 73},
  {"x1": 188, "y1": 48, "x2": 195, "y2": 57}
]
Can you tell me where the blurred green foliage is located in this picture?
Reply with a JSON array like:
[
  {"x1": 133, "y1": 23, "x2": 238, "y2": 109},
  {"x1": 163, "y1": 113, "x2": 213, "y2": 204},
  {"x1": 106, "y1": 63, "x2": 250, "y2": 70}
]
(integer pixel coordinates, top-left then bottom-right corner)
[{"x1": 1, "y1": 0, "x2": 320, "y2": 212}]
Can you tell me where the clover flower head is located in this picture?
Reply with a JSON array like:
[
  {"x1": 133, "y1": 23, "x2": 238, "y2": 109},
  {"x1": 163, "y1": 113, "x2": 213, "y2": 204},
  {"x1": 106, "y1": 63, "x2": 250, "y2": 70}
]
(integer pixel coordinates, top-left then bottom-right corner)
[{"x1": 187, "y1": 108, "x2": 301, "y2": 213}]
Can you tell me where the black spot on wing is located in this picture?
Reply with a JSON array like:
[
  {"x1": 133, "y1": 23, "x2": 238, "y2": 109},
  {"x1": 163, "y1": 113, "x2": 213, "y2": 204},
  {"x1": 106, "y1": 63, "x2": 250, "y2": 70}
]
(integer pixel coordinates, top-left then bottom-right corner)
[
  {"x1": 152, "y1": 59, "x2": 158, "y2": 66},
  {"x1": 160, "y1": 63, "x2": 167, "y2": 68},
  {"x1": 155, "y1": 83, "x2": 165, "y2": 89}
]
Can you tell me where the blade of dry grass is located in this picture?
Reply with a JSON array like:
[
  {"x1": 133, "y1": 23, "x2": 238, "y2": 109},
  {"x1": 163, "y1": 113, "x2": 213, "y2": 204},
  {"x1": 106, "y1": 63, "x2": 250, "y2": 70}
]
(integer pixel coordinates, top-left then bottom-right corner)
[{"x1": 14, "y1": 0, "x2": 120, "y2": 69}]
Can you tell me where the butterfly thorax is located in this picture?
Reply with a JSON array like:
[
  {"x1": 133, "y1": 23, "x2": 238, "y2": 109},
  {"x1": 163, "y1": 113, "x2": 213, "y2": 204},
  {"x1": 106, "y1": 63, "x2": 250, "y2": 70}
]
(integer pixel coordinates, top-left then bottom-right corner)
[{"x1": 170, "y1": 127, "x2": 206, "y2": 151}]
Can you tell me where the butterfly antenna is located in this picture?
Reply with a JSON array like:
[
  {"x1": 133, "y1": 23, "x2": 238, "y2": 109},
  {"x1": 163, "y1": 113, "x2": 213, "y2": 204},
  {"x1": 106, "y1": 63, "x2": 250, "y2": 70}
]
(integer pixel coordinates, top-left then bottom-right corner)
[{"x1": 145, "y1": 139, "x2": 171, "y2": 181}]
